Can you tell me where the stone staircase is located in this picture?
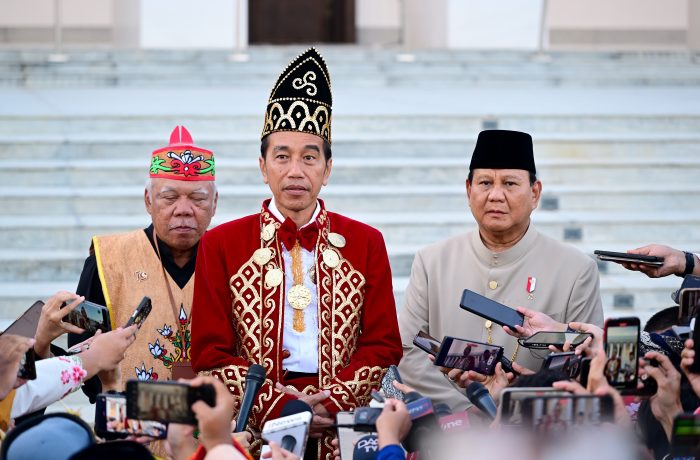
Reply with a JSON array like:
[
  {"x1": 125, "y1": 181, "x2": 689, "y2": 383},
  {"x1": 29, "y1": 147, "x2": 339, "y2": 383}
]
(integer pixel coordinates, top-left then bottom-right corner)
[{"x1": 1, "y1": 46, "x2": 699, "y2": 328}]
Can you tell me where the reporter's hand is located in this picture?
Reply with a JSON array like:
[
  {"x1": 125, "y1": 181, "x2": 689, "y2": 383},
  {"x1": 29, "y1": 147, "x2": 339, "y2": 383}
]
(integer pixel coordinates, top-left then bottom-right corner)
[
  {"x1": 567, "y1": 322, "x2": 604, "y2": 353},
  {"x1": 376, "y1": 399, "x2": 412, "y2": 449},
  {"x1": 166, "y1": 423, "x2": 197, "y2": 460},
  {"x1": 453, "y1": 363, "x2": 514, "y2": 402},
  {"x1": 330, "y1": 437, "x2": 340, "y2": 460},
  {"x1": 622, "y1": 244, "x2": 694, "y2": 278},
  {"x1": 275, "y1": 383, "x2": 333, "y2": 438},
  {"x1": 502, "y1": 306, "x2": 566, "y2": 338},
  {"x1": 232, "y1": 431, "x2": 252, "y2": 449},
  {"x1": 642, "y1": 351, "x2": 683, "y2": 441},
  {"x1": 189, "y1": 376, "x2": 235, "y2": 452},
  {"x1": 0, "y1": 334, "x2": 34, "y2": 399},
  {"x1": 78, "y1": 325, "x2": 137, "y2": 379},
  {"x1": 34, "y1": 291, "x2": 85, "y2": 358},
  {"x1": 681, "y1": 339, "x2": 700, "y2": 398}
]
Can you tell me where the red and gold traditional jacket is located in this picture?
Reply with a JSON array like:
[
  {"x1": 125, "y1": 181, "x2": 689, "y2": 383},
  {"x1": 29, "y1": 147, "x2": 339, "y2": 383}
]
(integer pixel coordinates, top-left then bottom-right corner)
[{"x1": 191, "y1": 200, "x2": 402, "y2": 458}]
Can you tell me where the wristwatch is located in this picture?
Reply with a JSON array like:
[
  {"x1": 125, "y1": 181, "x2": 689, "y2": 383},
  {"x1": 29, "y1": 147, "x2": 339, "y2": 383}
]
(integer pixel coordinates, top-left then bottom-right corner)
[{"x1": 683, "y1": 251, "x2": 696, "y2": 276}]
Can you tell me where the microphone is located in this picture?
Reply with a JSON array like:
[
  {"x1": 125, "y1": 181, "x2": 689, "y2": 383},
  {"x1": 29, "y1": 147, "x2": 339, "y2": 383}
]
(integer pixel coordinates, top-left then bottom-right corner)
[
  {"x1": 234, "y1": 363, "x2": 266, "y2": 432},
  {"x1": 353, "y1": 433, "x2": 379, "y2": 460},
  {"x1": 433, "y1": 403, "x2": 452, "y2": 419},
  {"x1": 401, "y1": 391, "x2": 438, "y2": 453},
  {"x1": 465, "y1": 382, "x2": 497, "y2": 421},
  {"x1": 261, "y1": 400, "x2": 313, "y2": 458}
]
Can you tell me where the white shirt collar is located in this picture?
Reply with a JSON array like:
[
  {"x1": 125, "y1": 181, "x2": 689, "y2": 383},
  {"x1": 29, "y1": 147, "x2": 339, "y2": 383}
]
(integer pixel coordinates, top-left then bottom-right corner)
[{"x1": 269, "y1": 198, "x2": 320, "y2": 229}]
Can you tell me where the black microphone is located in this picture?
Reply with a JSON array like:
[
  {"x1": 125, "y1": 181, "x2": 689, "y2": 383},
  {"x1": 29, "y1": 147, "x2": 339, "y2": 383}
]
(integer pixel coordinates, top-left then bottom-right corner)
[
  {"x1": 234, "y1": 363, "x2": 267, "y2": 432},
  {"x1": 465, "y1": 382, "x2": 497, "y2": 421},
  {"x1": 433, "y1": 403, "x2": 452, "y2": 419},
  {"x1": 281, "y1": 434, "x2": 296, "y2": 452},
  {"x1": 280, "y1": 399, "x2": 313, "y2": 417}
]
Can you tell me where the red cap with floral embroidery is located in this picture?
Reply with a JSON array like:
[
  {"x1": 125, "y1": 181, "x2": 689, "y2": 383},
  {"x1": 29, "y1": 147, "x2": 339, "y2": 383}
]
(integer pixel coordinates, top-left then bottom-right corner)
[{"x1": 150, "y1": 126, "x2": 215, "y2": 181}]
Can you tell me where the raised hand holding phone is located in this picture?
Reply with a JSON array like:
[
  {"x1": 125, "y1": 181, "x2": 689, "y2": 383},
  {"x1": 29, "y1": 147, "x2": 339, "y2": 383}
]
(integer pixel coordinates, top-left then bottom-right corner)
[{"x1": 34, "y1": 292, "x2": 85, "y2": 358}]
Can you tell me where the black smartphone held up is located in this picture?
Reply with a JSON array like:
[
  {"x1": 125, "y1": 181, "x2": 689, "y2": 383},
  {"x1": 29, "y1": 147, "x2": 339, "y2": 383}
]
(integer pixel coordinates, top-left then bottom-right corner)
[
  {"x1": 669, "y1": 414, "x2": 700, "y2": 459},
  {"x1": 95, "y1": 393, "x2": 167, "y2": 439},
  {"x1": 412, "y1": 331, "x2": 441, "y2": 357},
  {"x1": 125, "y1": 380, "x2": 215, "y2": 425},
  {"x1": 593, "y1": 250, "x2": 664, "y2": 267},
  {"x1": 521, "y1": 394, "x2": 614, "y2": 432},
  {"x1": 690, "y1": 309, "x2": 700, "y2": 374},
  {"x1": 680, "y1": 288, "x2": 700, "y2": 326},
  {"x1": 63, "y1": 300, "x2": 111, "y2": 334},
  {"x1": 542, "y1": 352, "x2": 583, "y2": 379},
  {"x1": 521, "y1": 331, "x2": 593, "y2": 349},
  {"x1": 3, "y1": 301, "x2": 45, "y2": 338},
  {"x1": 579, "y1": 357, "x2": 592, "y2": 387},
  {"x1": 434, "y1": 336, "x2": 503, "y2": 375},
  {"x1": 124, "y1": 297, "x2": 152, "y2": 329},
  {"x1": 459, "y1": 289, "x2": 524, "y2": 330},
  {"x1": 603, "y1": 317, "x2": 641, "y2": 391},
  {"x1": 17, "y1": 348, "x2": 37, "y2": 380},
  {"x1": 381, "y1": 365, "x2": 404, "y2": 401}
]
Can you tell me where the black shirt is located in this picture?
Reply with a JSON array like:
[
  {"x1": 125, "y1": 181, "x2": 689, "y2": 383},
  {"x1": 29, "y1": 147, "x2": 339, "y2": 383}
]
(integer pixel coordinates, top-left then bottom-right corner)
[{"x1": 70, "y1": 225, "x2": 197, "y2": 402}]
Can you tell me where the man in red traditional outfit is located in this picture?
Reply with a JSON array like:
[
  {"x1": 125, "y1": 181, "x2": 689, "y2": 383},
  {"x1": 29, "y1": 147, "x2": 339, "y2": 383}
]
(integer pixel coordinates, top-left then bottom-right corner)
[{"x1": 191, "y1": 48, "x2": 403, "y2": 459}]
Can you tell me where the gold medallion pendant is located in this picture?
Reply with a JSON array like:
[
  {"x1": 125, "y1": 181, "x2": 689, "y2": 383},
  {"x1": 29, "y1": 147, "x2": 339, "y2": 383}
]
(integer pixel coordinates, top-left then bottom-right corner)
[
  {"x1": 253, "y1": 248, "x2": 272, "y2": 266},
  {"x1": 261, "y1": 223, "x2": 276, "y2": 242},
  {"x1": 265, "y1": 268, "x2": 284, "y2": 288},
  {"x1": 288, "y1": 284, "x2": 312, "y2": 310},
  {"x1": 328, "y1": 232, "x2": 346, "y2": 248}
]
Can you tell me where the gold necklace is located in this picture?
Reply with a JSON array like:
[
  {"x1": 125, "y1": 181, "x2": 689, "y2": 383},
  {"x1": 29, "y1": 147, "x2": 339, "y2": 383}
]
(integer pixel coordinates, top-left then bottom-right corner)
[
  {"x1": 485, "y1": 320, "x2": 520, "y2": 363},
  {"x1": 287, "y1": 242, "x2": 312, "y2": 332}
]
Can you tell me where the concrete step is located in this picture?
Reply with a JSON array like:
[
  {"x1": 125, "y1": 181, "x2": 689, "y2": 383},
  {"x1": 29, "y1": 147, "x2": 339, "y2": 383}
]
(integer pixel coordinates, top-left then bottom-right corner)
[
  {"x1": 2, "y1": 183, "x2": 699, "y2": 215},
  {"x1": 0, "y1": 240, "x2": 695, "y2": 283},
  {"x1": 1, "y1": 211, "x2": 698, "y2": 250},
  {"x1": 3, "y1": 156, "x2": 700, "y2": 187}
]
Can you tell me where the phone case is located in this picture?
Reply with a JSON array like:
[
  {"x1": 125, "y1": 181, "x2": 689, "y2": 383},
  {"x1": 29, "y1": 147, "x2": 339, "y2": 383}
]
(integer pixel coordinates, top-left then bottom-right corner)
[
  {"x1": 459, "y1": 289, "x2": 524, "y2": 329},
  {"x1": 593, "y1": 250, "x2": 664, "y2": 266},
  {"x1": 412, "y1": 331, "x2": 441, "y2": 357},
  {"x1": 381, "y1": 365, "x2": 404, "y2": 401}
]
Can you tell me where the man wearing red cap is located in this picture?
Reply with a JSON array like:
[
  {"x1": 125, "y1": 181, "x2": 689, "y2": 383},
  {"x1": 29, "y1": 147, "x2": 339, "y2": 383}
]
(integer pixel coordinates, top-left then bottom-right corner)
[
  {"x1": 190, "y1": 48, "x2": 402, "y2": 459},
  {"x1": 70, "y1": 126, "x2": 217, "y2": 399}
]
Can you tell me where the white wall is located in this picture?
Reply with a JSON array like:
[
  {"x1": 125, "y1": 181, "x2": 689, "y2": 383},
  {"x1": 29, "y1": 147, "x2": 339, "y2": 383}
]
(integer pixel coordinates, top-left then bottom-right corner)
[
  {"x1": 548, "y1": 0, "x2": 687, "y2": 30},
  {"x1": 356, "y1": 0, "x2": 400, "y2": 28},
  {"x1": 446, "y1": 0, "x2": 543, "y2": 49},
  {"x1": 0, "y1": 0, "x2": 112, "y2": 26},
  {"x1": 139, "y1": 0, "x2": 238, "y2": 49}
]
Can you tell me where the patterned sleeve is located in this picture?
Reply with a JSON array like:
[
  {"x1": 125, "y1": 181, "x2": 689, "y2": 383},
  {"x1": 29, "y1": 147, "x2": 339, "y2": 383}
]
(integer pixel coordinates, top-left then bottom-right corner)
[{"x1": 10, "y1": 356, "x2": 88, "y2": 418}]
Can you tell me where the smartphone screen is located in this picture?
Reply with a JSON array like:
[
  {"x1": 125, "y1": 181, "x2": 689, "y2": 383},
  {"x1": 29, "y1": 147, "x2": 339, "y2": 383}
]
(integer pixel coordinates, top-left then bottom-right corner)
[
  {"x1": 95, "y1": 393, "x2": 167, "y2": 439},
  {"x1": 604, "y1": 318, "x2": 640, "y2": 390},
  {"x1": 522, "y1": 395, "x2": 614, "y2": 432},
  {"x1": 126, "y1": 380, "x2": 214, "y2": 425},
  {"x1": 413, "y1": 331, "x2": 441, "y2": 357},
  {"x1": 680, "y1": 288, "x2": 700, "y2": 326},
  {"x1": 499, "y1": 388, "x2": 568, "y2": 425},
  {"x1": 542, "y1": 352, "x2": 582, "y2": 378},
  {"x1": 670, "y1": 414, "x2": 700, "y2": 459},
  {"x1": 64, "y1": 300, "x2": 111, "y2": 334},
  {"x1": 691, "y1": 310, "x2": 700, "y2": 373},
  {"x1": 434, "y1": 336, "x2": 503, "y2": 375},
  {"x1": 459, "y1": 289, "x2": 524, "y2": 329}
]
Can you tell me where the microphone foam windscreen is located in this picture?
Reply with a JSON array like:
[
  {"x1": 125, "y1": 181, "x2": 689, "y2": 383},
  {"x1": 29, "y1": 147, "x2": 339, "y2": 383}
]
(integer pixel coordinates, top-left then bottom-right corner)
[
  {"x1": 280, "y1": 399, "x2": 313, "y2": 417},
  {"x1": 466, "y1": 382, "x2": 487, "y2": 400}
]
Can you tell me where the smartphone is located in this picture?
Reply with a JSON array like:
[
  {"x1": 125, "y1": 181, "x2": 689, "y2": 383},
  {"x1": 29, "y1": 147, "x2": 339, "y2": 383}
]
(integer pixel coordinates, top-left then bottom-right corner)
[
  {"x1": 124, "y1": 297, "x2": 152, "y2": 329},
  {"x1": 3, "y1": 301, "x2": 45, "y2": 338},
  {"x1": 125, "y1": 380, "x2": 215, "y2": 425},
  {"x1": 95, "y1": 393, "x2": 167, "y2": 439},
  {"x1": 521, "y1": 331, "x2": 593, "y2": 349},
  {"x1": 603, "y1": 317, "x2": 640, "y2": 391},
  {"x1": 459, "y1": 289, "x2": 524, "y2": 330},
  {"x1": 336, "y1": 411, "x2": 370, "y2": 460},
  {"x1": 261, "y1": 411, "x2": 312, "y2": 458},
  {"x1": 680, "y1": 288, "x2": 700, "y2": 326},
  {"x1": 690, "y1": 309, "x2": 700, "y2": 373},
  {"x1": 63, "y1": 300, "x2": 111, "y2": 334},
  {"x1": 669, "y1": 414, "x2": 700, "y2": 459},
  {"x1": 498, "y1": 387, "x2": 568, "y2": 426},
  {"x1": 434, "y1": 336, "x2": 503, "y2": 375},
  {"x1": 579, "y1": 357, "x2": 592, "y2": 387},
  {"x1": 593, "y1": 250, "x2": 664, "y2": 267},
  {"x1": 542, "y1": 352, "x2": 583, "y2": 379},
  {"x1": 381, "y1": 365, "x2": 404, "y2": 401},
  {"x1": 521, "y1": 394, "x2": 614, "y2": 432},
  {"x1": 17, "y1": 348, "x2": 37, "y2": 380},
  {"x1": 412, "y1": 331, "x2": 441, "y2": 357}
]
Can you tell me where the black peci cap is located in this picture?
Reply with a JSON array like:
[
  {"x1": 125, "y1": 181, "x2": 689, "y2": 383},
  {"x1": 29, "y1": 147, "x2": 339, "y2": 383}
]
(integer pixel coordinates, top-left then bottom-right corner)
[{"x1": 469, "y1": 129, "x2": 536, "y2": 175}]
